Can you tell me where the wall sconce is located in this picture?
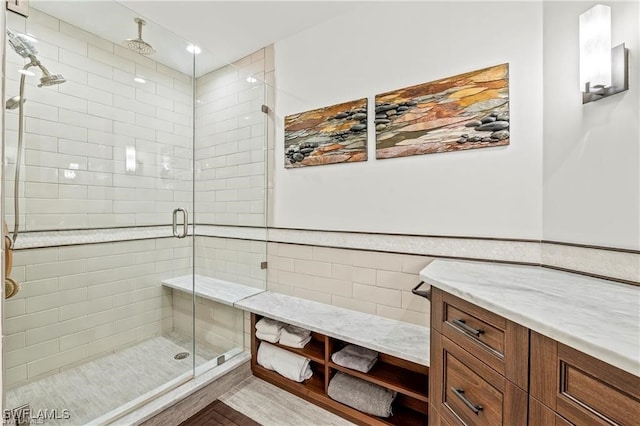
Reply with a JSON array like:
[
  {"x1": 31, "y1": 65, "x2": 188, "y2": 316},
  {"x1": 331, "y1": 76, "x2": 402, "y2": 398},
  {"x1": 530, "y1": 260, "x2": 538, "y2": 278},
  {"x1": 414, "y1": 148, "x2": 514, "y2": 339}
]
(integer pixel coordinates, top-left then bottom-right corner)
[{"x1": 579, "y1": 4, "x2": 629, "y2": 104}]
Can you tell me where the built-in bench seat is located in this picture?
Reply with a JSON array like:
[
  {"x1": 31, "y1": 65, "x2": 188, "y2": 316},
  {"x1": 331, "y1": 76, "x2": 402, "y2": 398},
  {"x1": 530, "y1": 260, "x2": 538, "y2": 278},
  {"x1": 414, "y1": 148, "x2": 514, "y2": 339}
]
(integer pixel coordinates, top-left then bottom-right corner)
[
  {"x1": 235, "y1": 291, "x2": 429, "y2": 366},
  {"x1": 164, "y1": 277, "x2": 430, "y2": 366},
  {"x1": 162, "y1": 274, "x2": 265, "y2": 306},
  {"x1": 164, "y1": 279, "x2": 430, "y2": 424}
]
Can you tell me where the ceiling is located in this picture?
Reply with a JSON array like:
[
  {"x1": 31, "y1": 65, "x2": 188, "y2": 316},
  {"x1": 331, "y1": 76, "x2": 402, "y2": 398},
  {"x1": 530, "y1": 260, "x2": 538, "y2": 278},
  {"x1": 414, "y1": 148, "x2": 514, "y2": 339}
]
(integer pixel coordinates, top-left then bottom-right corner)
[
  {"x1": 119, "y1": 1, "x2": 363, "y2": 70},
  {"x1": 28, "y1": 1, "x2": 362, "y2": 76}
]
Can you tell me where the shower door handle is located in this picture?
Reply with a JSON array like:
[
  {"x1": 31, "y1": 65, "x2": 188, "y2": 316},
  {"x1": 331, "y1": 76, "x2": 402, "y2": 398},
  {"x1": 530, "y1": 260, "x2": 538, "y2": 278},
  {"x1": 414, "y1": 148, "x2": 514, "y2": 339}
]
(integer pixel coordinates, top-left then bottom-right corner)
[{"x1": 172, "y1": 208, "x2": 188, "y2": 238}]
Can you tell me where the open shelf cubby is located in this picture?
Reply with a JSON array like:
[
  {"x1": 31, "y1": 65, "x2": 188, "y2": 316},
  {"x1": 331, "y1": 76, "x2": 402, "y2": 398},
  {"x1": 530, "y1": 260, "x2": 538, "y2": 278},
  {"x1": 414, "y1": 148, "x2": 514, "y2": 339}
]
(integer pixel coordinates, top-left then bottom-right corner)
[{"x1": 250, "y1": 314, "x2": 429, "y2": 426}]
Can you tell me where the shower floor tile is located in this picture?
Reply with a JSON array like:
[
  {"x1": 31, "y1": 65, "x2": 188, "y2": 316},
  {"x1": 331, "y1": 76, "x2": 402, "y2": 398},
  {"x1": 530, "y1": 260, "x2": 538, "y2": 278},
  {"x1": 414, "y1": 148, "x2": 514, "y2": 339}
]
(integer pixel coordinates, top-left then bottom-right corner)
[{"x1": 5, "y1": 332, "x2": 225, "y2": 426}]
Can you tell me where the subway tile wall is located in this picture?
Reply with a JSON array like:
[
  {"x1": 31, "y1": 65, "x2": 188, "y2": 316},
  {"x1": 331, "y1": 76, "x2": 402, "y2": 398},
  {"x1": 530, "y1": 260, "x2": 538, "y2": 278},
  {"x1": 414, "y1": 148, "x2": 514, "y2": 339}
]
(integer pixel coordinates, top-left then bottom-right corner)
[
  {"x1": 195, "y1": 236, "x2": 267, "y2": 289},
  {"x1": 4, "y1": 237, "x2": 191, "y2": 389},
  {"x1": 4, "y1": 9, "x2": 193, "y2": 232},
  {"x1": 266, "y1": 242, "x2": 433, "y2": 327},
  {"x1": 195, "y1": 49, "x2": 269, "y2": 227},
  {"x1": 172, "y1": 291, "x2": 244, "y2": 356}
]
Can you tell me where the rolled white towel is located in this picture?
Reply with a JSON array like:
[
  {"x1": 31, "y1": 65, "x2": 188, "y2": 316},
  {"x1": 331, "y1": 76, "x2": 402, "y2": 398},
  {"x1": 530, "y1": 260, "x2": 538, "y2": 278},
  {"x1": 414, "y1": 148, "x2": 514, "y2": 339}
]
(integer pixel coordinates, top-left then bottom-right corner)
[
  {"x1": 257, "y1": 342, "x2": 313, "y2": 382},
  {"x1": 256, "y1": 317, "x2": 285, "y2": 335},
  {"x1": 256, "y1": 330, "x2": 280, "y2": 343},
  {"x1": 331, "y1": 344, "x2": 379, "y2": 373},
  {"x1": 279, "y1": 325, "x2": 311, "y2": 348}
]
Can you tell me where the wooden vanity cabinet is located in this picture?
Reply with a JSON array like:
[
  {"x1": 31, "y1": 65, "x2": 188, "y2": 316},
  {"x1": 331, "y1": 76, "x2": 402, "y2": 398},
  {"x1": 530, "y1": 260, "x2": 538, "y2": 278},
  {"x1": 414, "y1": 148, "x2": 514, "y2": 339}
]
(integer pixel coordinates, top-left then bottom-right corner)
[
  {"x1": 530, "y1": 331, "x2": 640, "y2": 426},
  {"x1": 430, "y1": 288, "x2": 528, "y2": 425},
  {"x1": 430, "y1": 287, "x2": 640, "y2": 426}
]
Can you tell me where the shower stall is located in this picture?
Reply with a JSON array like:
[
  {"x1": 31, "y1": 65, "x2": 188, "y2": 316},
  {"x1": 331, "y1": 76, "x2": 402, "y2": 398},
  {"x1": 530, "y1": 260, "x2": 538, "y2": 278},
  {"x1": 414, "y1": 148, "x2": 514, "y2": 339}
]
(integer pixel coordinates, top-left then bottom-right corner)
[{"x1": 2, "y1": 1, "x2": 268, "y2": 424}]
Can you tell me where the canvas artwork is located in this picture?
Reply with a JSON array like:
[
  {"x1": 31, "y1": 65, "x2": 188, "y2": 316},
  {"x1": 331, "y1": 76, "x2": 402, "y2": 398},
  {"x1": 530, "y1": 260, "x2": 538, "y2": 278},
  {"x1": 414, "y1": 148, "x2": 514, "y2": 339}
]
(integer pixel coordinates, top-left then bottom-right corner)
[
  {"x1": 284, "y1": 98, "x2": 368, "y2": 168},
  {"x1": 375, "y1": 63, "x2": 510, "y2": 159}
]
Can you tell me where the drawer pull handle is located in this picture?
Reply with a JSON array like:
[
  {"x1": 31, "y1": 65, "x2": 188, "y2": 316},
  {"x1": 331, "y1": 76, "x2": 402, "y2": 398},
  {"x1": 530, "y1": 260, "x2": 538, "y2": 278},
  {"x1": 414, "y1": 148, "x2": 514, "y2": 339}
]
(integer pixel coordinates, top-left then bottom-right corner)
[
  {"x1": 452, "y1": 387, "x2": 483, "y2": 415},
  {"x1": 452, "y1": 319, "x2": 484, "y2": 337}
]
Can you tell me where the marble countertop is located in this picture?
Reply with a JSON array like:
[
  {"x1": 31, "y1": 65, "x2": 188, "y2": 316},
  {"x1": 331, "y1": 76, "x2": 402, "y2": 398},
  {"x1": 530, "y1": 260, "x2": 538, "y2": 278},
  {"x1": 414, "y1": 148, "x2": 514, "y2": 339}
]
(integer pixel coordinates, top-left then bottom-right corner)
[
  {"x1": 420, "y1": 260, "x2": 640, "y2": 376},
  {"x1": 162, "y1": 275, "x2": 265, "y2": 306},
  {"x1": 235, "y1": 291, "x2": 430, "y2": 366}
]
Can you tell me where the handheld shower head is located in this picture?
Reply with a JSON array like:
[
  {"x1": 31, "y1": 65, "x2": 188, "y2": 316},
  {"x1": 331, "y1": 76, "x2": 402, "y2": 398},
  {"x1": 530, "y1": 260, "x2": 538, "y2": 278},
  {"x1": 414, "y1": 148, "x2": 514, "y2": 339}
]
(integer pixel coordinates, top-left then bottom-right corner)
[{"x1": 5, "y1": 96, "x2": 25, "y2": 110}]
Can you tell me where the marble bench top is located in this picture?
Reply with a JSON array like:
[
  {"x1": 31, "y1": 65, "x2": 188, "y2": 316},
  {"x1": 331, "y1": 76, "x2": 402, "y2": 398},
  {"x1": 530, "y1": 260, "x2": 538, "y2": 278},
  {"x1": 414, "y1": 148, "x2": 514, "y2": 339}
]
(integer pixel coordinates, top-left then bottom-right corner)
[
  {"x1": 162, "y1": 275, "x2": 265, "y2": 306},
  {"x1": 420, "y1": 259, "x2": 640, "y2": 376},
  {"x1": 235, "y1": 291, "x2": 430, "y2": 366}
]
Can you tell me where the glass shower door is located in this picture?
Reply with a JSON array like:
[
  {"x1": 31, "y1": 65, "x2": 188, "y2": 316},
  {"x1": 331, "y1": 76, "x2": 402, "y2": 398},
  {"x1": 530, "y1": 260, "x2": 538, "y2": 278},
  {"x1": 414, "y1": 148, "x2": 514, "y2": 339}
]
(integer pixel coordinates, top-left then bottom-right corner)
[{"x1": 2, "y1": 1, "x2": 197, "y2": 423}]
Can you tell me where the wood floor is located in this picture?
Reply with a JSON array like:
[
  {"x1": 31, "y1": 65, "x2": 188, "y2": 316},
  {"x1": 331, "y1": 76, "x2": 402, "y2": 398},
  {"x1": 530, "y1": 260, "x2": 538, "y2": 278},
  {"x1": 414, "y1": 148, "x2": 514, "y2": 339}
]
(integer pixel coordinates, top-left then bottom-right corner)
[
  {"x1": 217, "y1": 376, "x2": 354, "y2": 426},
  {"x1": 179, "y1": 400, "x2": 260, "y2": 426}
]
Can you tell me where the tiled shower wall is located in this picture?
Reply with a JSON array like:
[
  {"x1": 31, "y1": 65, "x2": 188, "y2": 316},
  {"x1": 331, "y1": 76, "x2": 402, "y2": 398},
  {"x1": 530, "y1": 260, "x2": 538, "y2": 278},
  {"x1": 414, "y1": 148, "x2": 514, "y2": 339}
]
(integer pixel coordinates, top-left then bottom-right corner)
[
  {"x1": 194, "y1": 48, "x2": 268, "y2": 227},
  {"x1": 195, "y1": 236, "x2": 266, "y2": 288},
  {"x1": 4, "y1": 237, "x2": 190, "y2": 389},
  {"x1": 4, "y1": 8, "x2": 193, "y2": 231},
  {"x1": 173, "y1": 292, "x2": 244, "y2": 355},
  {"x1": 179, "y1": 49, "x2": 271, "y2": 350}
]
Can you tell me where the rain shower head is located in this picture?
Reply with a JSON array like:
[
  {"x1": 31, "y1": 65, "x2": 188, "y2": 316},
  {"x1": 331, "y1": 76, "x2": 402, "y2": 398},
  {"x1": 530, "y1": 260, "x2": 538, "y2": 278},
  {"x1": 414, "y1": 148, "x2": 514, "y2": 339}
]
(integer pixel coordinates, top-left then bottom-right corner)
[{"x1": 125, "y1": 18, "x2": 155, "y2": 55}]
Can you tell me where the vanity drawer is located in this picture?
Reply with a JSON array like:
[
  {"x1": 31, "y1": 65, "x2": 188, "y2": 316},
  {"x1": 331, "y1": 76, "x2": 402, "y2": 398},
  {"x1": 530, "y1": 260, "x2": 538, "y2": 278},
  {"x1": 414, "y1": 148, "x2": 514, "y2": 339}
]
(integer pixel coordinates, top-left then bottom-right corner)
[
  {"x1": 431, "y1": 288, "x2": 529, "y2": 389},
  {"x1": 531, "y1": 331, "x2": 640, "y2": 426},
  {"x1": 445, "y1": 304, "x2": 504, "y2": 355},
  {"x1": 431, "y1": 332, "x2": 527, "y2": 426}
]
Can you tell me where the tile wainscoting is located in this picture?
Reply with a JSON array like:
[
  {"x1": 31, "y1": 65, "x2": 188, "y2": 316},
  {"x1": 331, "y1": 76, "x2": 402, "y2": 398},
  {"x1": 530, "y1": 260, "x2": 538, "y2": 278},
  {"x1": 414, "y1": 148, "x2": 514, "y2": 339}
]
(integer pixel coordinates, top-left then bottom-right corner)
[
  {"x1": 268, "y1": 228, "x2": 639, "y2": 285},
  {"x1": 5, "y1": 237, "x2": 190, "y2": 389},
  {"x1": 6, "y1": 225, "x2": 636, "y2": 388},
  {"x1": 542, "y1": 241, "x2": 639, "y2": 284}
]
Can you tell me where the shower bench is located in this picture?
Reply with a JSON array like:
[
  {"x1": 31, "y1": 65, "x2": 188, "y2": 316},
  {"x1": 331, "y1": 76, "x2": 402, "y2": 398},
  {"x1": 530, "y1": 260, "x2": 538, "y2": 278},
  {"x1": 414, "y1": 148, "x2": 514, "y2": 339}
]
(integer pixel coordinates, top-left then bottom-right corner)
[{"x1": 162, "y1": 274, "x2": 265, "y2": 306}]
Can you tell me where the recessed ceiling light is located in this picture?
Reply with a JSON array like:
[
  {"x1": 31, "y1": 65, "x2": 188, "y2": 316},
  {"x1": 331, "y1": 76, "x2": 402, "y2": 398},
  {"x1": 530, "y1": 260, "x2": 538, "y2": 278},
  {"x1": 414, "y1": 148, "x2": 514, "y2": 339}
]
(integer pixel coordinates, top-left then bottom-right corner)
[
  {"x1": 134, "y1": 76, "x2": 146, "y2": 84},
  {"x1": 187, "y1": 44, "x2": 201, "y2": 54},
  {"x1": 246, "y1": 76, "x2": 257, "y2": 83}
]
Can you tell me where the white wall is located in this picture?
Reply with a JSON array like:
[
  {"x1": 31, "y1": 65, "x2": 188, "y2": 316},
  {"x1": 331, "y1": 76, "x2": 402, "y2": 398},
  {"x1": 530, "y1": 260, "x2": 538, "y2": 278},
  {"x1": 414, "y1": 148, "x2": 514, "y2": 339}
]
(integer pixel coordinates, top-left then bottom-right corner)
[
  {"x1": 543, "y1": 1, "x2": 640, "y2": 250},
  {"x1": 273, "y1": 1, "x2": 543, "y2": 240}
]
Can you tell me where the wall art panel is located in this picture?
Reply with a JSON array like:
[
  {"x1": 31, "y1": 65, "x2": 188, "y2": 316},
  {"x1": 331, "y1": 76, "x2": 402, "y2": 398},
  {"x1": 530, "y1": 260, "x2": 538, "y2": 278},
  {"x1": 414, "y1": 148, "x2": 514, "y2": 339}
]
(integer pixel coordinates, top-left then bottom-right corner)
[
  {"x1": 375, "y1": 64, "x2": 510, "y2": 159},
  {"x1": 284, "y1": 98, "x2": 367, "y2": 168}
]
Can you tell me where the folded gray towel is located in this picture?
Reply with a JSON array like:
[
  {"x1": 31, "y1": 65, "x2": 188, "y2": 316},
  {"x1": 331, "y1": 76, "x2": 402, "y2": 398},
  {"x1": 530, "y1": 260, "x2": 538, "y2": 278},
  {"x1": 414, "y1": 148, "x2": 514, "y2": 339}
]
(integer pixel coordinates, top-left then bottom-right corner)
[
  {"x1": 327, "y1": 372, "x2": 396, "y2": 417},
  {"x1": 331, "y1": 344, "x2": 378, "y2": 373}
]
